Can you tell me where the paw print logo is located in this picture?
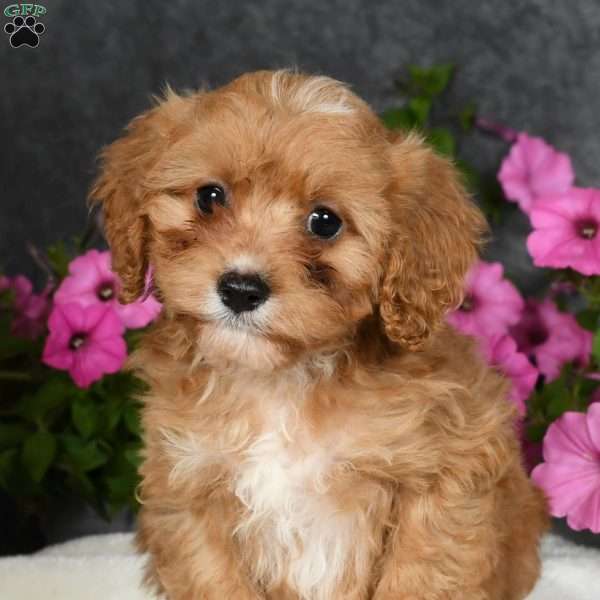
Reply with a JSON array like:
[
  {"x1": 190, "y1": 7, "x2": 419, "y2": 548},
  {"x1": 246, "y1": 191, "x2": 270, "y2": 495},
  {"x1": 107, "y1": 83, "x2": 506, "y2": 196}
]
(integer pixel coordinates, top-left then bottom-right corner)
[{"x1": 4, "y1": 15, "x2": 45, "y2": 48}]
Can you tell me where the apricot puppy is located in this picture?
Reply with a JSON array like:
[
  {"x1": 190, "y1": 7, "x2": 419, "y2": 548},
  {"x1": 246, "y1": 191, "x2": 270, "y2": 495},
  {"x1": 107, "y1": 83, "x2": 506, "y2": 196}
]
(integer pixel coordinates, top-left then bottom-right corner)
[{"x1": 91, "y1": 70, "x2": 547, "y2": 600}]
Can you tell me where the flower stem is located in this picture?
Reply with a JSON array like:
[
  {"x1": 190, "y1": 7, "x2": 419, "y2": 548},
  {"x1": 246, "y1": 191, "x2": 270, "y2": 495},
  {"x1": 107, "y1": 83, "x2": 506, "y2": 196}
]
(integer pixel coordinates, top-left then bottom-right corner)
[
  {"x1": 474, "y1": 117, "x2": 519, "y2": 143},
  {"x1": 26, "y1": 242, "x2": 56, "y2": 290},
  {"x1": 0, "y1": 370, "x2": 33, "y2": 382}
]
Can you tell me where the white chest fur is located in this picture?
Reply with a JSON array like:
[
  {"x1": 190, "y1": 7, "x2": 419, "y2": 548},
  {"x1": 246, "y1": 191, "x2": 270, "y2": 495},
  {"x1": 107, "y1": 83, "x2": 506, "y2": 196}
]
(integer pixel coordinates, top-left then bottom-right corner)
[{"x1": 232, "y1": 410, "x2": 357, "y2": 600}]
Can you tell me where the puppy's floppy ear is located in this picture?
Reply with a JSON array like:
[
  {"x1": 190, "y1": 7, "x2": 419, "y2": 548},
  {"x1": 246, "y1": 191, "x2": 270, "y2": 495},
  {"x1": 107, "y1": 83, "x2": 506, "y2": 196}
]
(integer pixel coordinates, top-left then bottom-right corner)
[
  {"x1": 89, "y1": 89, "x2": 191, "y2": 303},
  {"x1": 380, "y1": 133, "x2": 487, "y2": 350}
]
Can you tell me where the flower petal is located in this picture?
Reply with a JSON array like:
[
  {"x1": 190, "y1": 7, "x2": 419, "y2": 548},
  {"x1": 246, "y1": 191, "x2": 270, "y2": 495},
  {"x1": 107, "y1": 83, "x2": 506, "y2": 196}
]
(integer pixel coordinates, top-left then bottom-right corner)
[
  {"x1": 565, "y1": 485, "x2": 600, "y2": 533},
  {"x1": 513, "y1": 300, "x2": 592, "y2": 381},
  {"x1": 94, "y1": 336, "x2": 127, "y2": 370},
  {"x1": 115, "y1": 296, "x2": 162, "y2": 329},
  {"x1": 542, "y1": 412, "x2": 597, "y2": 463},
  {"x1": 11, "y1": 275, "x2": 33, "y2": 308},
  {"x1": 54, "y1": 274, "x2": 100, "y2": 307},
  {"x1": 527, "y1": 230, "x2": 580, "y2": 269},
  {"x1": 88, "y1": 305, "x2": 125, "y2": 340},
  {"x1": 447, "y1": 261, "x2": 524, "y2": 340},
  {"x1": 55, "y1": 250, "x2": 117, "y2": 307},
  {"x1": 42, "y1": 345, "x2": 74, "y2": 371},
  {"x1": 532, "y1": 461, "x2": 600, "y2": 519},
  {"x1": 479, "y1": 334, "x2": 537, "y2": 416},
  {"x1": 56, "y1": 302, "x2": 87, "y2": 333},
  {"x1": 585, "y1": 403, "x2": 600, "y2": 454},
  {"x1": 69, "y1": 335, "x2": 126, "y2": 388},
  {"x1": 498, "y1": 134, "x2": 574, "y2": 214},
  {"x1": 46, "y1": 304, "x2": 75, "y2": 343},
  {"x1": 530, "y1": 151, "x2": 574, "y2": 199}
]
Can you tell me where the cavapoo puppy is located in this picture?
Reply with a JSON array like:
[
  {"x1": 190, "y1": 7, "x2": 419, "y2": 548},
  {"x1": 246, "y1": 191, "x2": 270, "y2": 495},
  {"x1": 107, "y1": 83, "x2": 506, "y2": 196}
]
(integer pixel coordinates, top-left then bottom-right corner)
[{"x1": 91, "y1": 70, "x2": 548, "y2": 600}]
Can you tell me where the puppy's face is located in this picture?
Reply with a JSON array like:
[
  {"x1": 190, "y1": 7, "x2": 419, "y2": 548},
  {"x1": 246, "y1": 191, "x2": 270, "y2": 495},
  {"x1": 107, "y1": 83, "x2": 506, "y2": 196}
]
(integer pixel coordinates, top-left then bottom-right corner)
[{"x1": 92, "y1": 71, "x2": 485, "y2": 370}]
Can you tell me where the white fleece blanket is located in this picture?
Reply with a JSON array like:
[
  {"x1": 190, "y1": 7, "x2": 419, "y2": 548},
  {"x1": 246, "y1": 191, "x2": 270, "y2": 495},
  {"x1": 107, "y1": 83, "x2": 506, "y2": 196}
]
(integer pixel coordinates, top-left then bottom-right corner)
[{"x1": 0, "y1": 533, "x2": 598, "y2": 599}]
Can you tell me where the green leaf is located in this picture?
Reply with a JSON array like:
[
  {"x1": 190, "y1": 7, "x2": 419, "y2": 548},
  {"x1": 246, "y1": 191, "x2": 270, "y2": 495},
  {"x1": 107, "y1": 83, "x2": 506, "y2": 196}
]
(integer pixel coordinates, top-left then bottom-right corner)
[
  {"x1": 102, "y1": 370, "x2": 143, "y2": 398},
  {"x1": 0, "y1": 314, "x2": 34, "y2": 360},
  {"x1": 0, "y1": 423, "x2": 31, "y2": 449},
  {"x1": 547, "y1": 389, "x2": 571, "y2": 420},
  {"x1": 71, "y1": 398, "x2": 99, "y2": 439},
  {"x1": 573, "y1": 377, "x2": 599, "y2": 411},
  {"x1": 18, "y1": 377, "x2": 73, "y2": 425},
  {"x1": 381, "y1": 107, "x2": 417, "y2": 130},
  {"x1": 593, "y1": 330, "x2": 600, "y2": 365},
  {"x1": 380, "y1": 98, "x2": 432, "y2": 131},
  {"x1": 459, "y1": 103, "x2": 477, "y2": 131},
  {"x1": 123, "y1": 402, "x2": 142, "y2": 436},
  {"x1": 124, "y1": 329, "x2": 145, "y2": 351},
  {"x1": 526, "y1": 422, "x2": 547, "y2": 444},
  {"x1": 106, "y1": 459, "x2": 140, "y2": 508},
  {"x1": 427, "y1": 128, "x2": 456, "y2": 156},
  {"x1": 455, "y1": 159, "x2": 480, "y2": 192},
  {"x1": 124, "y1": 444, "x2": 142, "y2": 468},
  {"x1": 22, "y1": 431, "x2": 57, "y2": 482},
  {"x1": 541, "y1": 377, "x2": 571, "y2": 421},
  {"x1": 102, "y1": 395, "x2": 124, "y2": 434},
  {"x1": 47, "y1": 241, "x2": 71, "y2": 279},
  {"x1": 576, "y1": 309, "x2": 598, "y2": 332},
  {"x1": 66, "y1": 469, "x2": 97, "y2": 500},
  {"x1": 60, "y1": 436, "x2": 108, "y2": 472},
  {"x1": 0, "y1": 286, "x2": 13, "y2": 303},
  {"x1": 0, "y1": 449, "x2": 17, "y2": 488},
  {"x1": 106, "y1": 473, "x2": 138, "y2": 509},
  {"x1": 408, "y1": 64, "x2": 454, "y2": 97},
  {"x1": 407, "y1": 97, "x2": 431, "y2": 127},
  {"x1": 103, "y1": 444, "x2": 141, "y2": 511}
]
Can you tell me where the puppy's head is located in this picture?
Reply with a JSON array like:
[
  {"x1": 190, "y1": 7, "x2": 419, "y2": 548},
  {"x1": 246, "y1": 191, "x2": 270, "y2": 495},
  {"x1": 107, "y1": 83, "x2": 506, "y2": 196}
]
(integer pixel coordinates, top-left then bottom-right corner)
[{"x1": 91, "y1": 70, "x2": 485, "y2": 370}]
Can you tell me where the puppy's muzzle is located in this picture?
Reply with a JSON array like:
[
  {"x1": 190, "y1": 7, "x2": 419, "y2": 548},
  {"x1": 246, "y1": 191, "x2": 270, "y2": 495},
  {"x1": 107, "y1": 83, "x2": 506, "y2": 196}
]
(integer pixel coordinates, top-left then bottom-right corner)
[{"x1": 217, "y1": 271, "x2": 270, "y2": 314}]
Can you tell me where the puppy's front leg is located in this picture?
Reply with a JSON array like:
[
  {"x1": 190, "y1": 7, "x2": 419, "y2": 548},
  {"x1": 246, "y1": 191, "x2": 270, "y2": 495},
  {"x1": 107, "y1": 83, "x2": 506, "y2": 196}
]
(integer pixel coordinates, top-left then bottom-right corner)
[
  {"x1": 138, "y1": 501, "x2": 263, "y2": 600},
  {"x1": 372, "y1": 488, "x2": 501, "y2": 600}
]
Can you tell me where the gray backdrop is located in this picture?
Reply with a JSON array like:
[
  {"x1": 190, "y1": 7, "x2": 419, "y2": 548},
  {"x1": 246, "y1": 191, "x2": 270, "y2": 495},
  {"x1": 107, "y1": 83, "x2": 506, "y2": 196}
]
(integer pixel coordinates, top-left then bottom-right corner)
[
  {"x1": 2, "y1": 0, "x2": 600, "y2": 291},
  {"x1": 2, "y1": 0, "x2": 600, "y2": 551}
]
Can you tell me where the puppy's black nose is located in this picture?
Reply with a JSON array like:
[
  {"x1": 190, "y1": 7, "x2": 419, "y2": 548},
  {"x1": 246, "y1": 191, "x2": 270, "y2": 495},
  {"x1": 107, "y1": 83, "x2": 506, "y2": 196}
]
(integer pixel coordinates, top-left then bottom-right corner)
[{"x1": 217, "y1": 272, "x2": 270, "y2": 313}]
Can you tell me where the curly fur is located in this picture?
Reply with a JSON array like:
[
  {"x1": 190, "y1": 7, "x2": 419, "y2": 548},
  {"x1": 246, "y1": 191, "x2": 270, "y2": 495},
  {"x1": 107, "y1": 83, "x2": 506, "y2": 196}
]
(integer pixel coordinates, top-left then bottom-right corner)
[{"x1": 90, "y1": 70, "x2": 548, "y2": 600}]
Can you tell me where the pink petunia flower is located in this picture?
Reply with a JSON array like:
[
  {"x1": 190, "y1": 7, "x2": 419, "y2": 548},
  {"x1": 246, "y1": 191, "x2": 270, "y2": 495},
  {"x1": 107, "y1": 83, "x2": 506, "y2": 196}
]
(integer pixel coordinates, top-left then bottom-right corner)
[
  {"x1": 42, "y1": 302, "x2": 127, "y2": 388},
  {"x1": 510, "y1": 299, "x2": 592, "y2": 382},
  {"x1": 498, "y1": 133, "x2": 574, "y2": 214},
  {"x1": 0, "y1": 275, "x2": 10, "y2": 292},
  {"x1": 447, "y1": 261, "x2": 524, "y2": 339},
  {"x1": 527, "y1": 187, "x2": 600, "y2": 276},
  {"x1": 479, "y1": 334, "x2": 538, "y2": 417},
  {"x1": 532, "y1": 404, "x2": 600, "y2": 533},
  {"x1": 54, "y1": 249, "x2": 161, "y2": 329},
  {"x1": 10, "y1": 275, "x2": 51, "y2": 339}
]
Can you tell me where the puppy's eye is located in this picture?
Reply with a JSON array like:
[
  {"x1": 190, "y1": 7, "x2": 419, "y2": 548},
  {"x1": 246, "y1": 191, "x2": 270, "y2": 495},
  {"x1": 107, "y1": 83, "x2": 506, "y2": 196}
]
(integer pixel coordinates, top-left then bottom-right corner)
[
  {"x1": 196, "y1": 184, "x2": 226, "y2": 215},
  {"x1": 307, "y1": 206, "x2": 343, "y2": 240}
]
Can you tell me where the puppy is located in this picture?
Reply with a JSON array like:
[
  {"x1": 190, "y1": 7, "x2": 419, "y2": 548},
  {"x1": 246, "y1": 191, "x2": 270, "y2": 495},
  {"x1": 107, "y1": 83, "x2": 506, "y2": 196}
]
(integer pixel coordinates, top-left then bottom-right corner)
[{"x1": 91, "y1": 70, "x2": 548, "y2": 600}]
